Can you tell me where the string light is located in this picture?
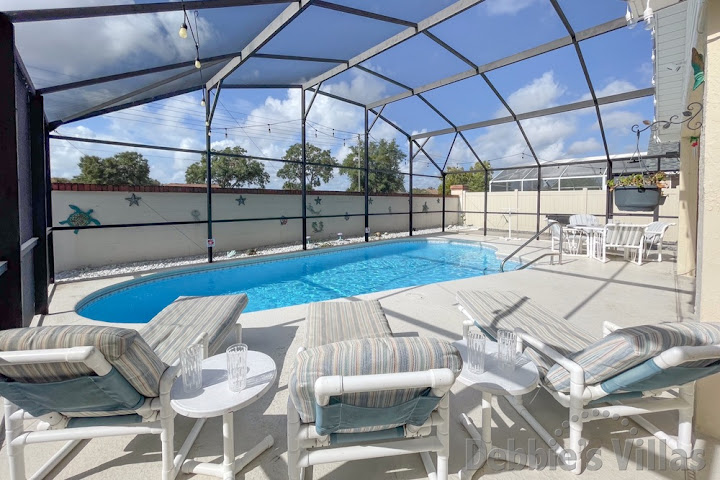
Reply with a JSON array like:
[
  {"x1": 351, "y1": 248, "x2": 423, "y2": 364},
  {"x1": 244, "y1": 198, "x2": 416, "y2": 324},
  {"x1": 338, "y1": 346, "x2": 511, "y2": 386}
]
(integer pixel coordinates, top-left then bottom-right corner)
[
  {"x1": 200, "y1": 87, "x2": 206, "y2": 107},
  {"x1": 643, "y1": 0, "x2": 654, "y2": 31},
  {"x1": 179, "y1": 4, "x2": 188, "y2": 38},
  {"x1": 625, "y1": 4, "x2": 636, "y2": 29},
  {"x1": 267, "y1": 124, "x2": 271, "y2": 133}
]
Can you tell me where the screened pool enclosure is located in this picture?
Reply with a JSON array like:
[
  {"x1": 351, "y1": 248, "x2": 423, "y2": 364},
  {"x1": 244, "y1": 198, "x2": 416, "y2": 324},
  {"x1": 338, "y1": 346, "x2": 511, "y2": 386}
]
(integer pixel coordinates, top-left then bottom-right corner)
[{"x1": 1, "y1": 0, "x2": 696, "y2": 328}]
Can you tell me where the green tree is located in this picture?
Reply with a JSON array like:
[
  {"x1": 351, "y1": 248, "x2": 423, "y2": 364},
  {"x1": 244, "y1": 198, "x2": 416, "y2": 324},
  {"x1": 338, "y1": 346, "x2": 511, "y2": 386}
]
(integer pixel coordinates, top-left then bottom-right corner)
[
  {"x1": 276, "y1": 143, "x2": 338, "y2": 190},
  {"x1": 439, "y1": 161, "x2": 492, "y2": 194},
  {"x1": 73, "y1": 152, "x2": 159, "y2": 185},
  {"x1": 340, "y1": 138, "x2": 406, "y2": 193},
  {"x1": 185, "y1": 146, "x2": 270, "y2": 188}
]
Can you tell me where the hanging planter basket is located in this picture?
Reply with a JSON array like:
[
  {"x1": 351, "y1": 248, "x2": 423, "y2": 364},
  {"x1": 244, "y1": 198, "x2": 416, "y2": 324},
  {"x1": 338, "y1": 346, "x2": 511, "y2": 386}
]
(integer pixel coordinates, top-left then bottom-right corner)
[{"x1": 613, "y1": 185, "x2": 661, "y2": 212}]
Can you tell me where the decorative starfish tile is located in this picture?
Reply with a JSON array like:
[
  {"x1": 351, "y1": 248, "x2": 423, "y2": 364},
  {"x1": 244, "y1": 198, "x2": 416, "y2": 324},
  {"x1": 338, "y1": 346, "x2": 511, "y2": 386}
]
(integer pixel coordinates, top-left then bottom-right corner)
[{"x1": 125, "y1": 193, "x2": 141, "y2": 206}]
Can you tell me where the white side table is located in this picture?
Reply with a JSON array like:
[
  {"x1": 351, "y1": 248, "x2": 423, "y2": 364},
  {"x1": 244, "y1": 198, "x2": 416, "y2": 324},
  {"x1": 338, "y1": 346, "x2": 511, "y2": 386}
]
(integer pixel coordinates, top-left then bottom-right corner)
[
  {"x1": 453, "y1": 340, "x2": 540, "y2": 479},
  {"x1": 170, "y1": 351, "x2": 277, "y2": 480}
]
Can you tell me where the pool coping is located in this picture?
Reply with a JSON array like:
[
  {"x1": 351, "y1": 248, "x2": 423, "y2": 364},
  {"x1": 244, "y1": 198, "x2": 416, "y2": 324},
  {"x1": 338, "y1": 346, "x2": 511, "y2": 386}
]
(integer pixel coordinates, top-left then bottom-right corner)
[{"x1": 74, "y1": 236, "x2": 521, "y2": 316}]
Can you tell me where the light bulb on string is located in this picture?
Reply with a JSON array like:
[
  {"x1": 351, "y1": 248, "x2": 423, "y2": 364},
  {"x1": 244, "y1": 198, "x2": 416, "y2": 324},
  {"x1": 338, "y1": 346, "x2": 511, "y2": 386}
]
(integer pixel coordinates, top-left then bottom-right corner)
[
  {"x1": 195, "y1": 57, "x2": 202, "y2": 69},
  {"x1": 643, "y1": 0, "x2": 654, "y2": 31},
  {"x1": 626, "y1": 5, "x2": 636, "y2": 29},
  {"x1": 268, "y1": 124, "x2": 271, "y2": 134},
  {"x1": 179, "y1": 22, "x2": 188, "y2": 38}
]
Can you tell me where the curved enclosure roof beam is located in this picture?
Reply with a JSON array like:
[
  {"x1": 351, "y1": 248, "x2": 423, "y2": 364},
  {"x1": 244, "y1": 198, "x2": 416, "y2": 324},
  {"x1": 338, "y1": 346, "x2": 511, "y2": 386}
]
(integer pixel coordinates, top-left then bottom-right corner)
[
  {"x1": 420, "y1": 29, "x2": 540, "y2": 166},
  {"x1": 366, "y1": 17, "x2": 626, "y2": 110},
  {"x1": 300, "y1": 0, "x2": 486, "y2": 90},
  {"x1": 4, "y1": 0, "x2": 289, "y2": 22},
  {"x1": 206, "y1": 1, "x2": 311, "y2": 91},
  {"x1": 411, "y1": 88, "x2": 654, "y2": 140},
  {"x1": 549, "y1": 0, "x2": 611, "y2": 165}
]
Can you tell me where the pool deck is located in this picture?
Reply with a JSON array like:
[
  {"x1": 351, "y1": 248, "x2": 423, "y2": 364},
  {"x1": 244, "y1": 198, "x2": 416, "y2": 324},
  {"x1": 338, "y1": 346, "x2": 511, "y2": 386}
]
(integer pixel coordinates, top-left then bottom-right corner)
[{"x1": 3, "y1": 231, "x2": 718, "y2": 480}]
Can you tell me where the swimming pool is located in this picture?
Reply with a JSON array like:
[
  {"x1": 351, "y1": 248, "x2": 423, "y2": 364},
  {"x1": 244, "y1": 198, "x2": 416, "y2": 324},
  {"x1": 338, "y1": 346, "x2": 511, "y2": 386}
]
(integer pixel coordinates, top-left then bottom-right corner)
[{"x1": 77, "y1": 239, "x2": 518, "y2": 323}]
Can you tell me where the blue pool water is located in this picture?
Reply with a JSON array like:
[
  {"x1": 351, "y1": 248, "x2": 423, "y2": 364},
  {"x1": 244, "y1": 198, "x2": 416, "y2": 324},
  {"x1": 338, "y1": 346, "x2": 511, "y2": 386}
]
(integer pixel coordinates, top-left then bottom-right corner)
[{"x1": 78, "y1": 240, "x2": 517, "y2": 323}]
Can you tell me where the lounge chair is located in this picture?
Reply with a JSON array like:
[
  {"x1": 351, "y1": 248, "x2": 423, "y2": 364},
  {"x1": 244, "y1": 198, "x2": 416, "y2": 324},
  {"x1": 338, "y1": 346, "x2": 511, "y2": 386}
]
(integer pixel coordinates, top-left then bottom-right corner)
[
  {"x1": 287, "y1": 300, "x2": 462, "y2": 480},
  {"x1": 644, "y1": 221, "x2": 675, "y2": 262},
  {"x1": 457, "y1": 290, "x2": 720, "y2": 474},
  {"x1": 1, "y1": 294, "x2": 247, "y2": 480}
]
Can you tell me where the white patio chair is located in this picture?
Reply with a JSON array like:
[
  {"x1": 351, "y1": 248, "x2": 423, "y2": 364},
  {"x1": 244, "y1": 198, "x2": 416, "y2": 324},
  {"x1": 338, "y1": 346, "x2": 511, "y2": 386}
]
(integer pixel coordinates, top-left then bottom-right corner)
[
  {"x1": 1, "y1": 294, "x2": 247, "y2": 480},
  {"x1": 458, "y1": 291, "x2": 720, "y2": 474},
  {"x1": 644, "y1": 221, "x2": 675, "y2": 262},
  {"x1": 568, "y1": 214, "x2": 601, "y2": 227},
  {"x1": 598, "y1": 223, "x2": 648, "y2": 264},
  {"x1": 548, "y1": 221, "x2": 585, "y2": 256}
]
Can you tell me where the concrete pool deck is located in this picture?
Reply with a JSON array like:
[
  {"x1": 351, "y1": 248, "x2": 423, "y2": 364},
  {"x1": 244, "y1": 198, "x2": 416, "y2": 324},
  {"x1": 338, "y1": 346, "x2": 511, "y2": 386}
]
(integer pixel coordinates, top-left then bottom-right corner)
[{"x1": 3, "y1": 232, "x2": 718, "y2": 480}]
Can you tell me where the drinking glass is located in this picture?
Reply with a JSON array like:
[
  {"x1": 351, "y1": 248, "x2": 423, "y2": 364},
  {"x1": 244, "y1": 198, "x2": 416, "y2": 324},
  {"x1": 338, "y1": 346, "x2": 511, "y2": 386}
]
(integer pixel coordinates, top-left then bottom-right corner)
[
  {"x1": 467, "y1": 331, "x2": 486, "y2": 374},
  {"x1": 227, "y1": 343, "x2": 248, "y2": 392},
  {"x1": 180, "y1": 344, "x2": 203, "y2": 393},
  {"x1": 497, "y1": 329, "x2": 517, "y2": 373}
]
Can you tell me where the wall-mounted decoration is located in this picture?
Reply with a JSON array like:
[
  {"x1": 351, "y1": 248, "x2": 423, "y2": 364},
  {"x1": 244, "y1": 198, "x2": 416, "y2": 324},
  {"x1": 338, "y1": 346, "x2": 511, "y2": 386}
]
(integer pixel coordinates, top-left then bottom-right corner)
[
  {"x1": 60, "y1": 205, "x2": 100, "y2": 234},
  {"x1": 368, "y1": 197, "x2": 374, "y2": 204},
  {"x1": 436, "y1": 198, "x2": 441, "y2": 204},
  {"x1": 280, "y1": 216, "x2": 288, "y2": 226},
  {"x1": 692, "y1": 48, "x2": 705, "y2": 90},
  {"x1": 422, "y1": 202, "x2": 429, "y2": 213},
  {"x1": 314, "y1": 196, "x2": 322, "y2": 205},
  {"x1": 125, "y1": 193, "x2": 141, "y2": 206},
  {"x1": 235, "y1": 195, "x2": 247, "y2": 206},
  {"x1": 191, "y1": 210, "x2": 201, "y2": 220},
  {"x1": 388, "y1": 206, "x2": 392, "y2": 213},
  {"x1": 311, "y1": 221, "x2": 324, "y2": 233},
  {"x1": 307, "y1": 203, "x2": 322, "y2": 215},
  {"x1": 344, "y1": 212, "x2": 350, "y2": 221}
]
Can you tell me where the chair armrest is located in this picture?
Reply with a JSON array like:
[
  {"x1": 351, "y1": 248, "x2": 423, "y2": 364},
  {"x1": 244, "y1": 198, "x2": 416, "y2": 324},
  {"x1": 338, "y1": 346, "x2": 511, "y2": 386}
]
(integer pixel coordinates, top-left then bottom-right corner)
[
  {"x1": 602, "y1": 320, "x2": 621, "y2": 337},
  {"x1": 655, "y1": 344, "x2": 720, "y2": 369},
  {"x1": 314, "y1": 368, "x2": 456, "y2": 407},
  {"x1": 0, "y1": 346, "x2": 112, "y2": 377},
  {"x1": 514, "y1": 328, "x2": 586, "y2": 388}
]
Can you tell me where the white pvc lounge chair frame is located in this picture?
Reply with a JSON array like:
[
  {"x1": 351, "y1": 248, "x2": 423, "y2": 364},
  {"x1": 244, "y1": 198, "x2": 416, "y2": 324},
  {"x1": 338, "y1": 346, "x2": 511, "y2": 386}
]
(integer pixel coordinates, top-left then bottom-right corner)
[
  {"x1": 287, "y1": 359, "x2": 455, "y2": 480},
  {"x1": 644, "y1": 221, "x2": 675, "y2": 262},
  {"x1": 2, "y1": 327, "x2": 240, "y2": 480},
  {"x1": 460, "y1": 315, "x2": 716, "y2": 474}
]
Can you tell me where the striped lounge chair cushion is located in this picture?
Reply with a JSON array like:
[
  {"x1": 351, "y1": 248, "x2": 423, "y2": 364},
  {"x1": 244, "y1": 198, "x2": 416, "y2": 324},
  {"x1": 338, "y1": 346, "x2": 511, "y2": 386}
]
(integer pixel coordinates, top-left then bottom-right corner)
[
  {"x1": 546, "y1": 322, "x2": 720, "y2": 392},
  {"x1": 305, "y1": 300, "x2": 393, "y2": 348},
  {"x1": 289, "y1": 336, "x2": 462, "y2": 433},
  {"x1": 0, "y1": 326, "x2": 165, "y2": 397},
  {"x1": 456, "y1": 290, "x2": 595, "y2": 374},
  {"x1": 140, "y1": 294, "x2": 247, "y2": 364}
]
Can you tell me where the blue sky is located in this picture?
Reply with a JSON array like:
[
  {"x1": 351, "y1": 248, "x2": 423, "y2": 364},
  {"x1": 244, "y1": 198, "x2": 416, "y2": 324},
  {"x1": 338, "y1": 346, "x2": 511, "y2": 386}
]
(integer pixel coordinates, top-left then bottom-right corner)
[{"x1": 4, "y1": 0, "x2": 655, "y2": 190}]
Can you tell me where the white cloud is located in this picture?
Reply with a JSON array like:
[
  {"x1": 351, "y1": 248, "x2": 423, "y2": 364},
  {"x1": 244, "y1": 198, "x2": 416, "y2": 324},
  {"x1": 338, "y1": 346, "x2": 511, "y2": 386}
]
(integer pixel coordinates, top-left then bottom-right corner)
[
  {"x1": 597, "y1": 110, "x2": 644, "y2": 131},
  {"x1": 485, "y1": 0, "x2": 539, "y2": 16},
  {"x1": 567, "y1": 137, "x2": 602, "y2": 155},
  {"x1": 504, "y1": 71, "x2": 565, "y2": 114}
]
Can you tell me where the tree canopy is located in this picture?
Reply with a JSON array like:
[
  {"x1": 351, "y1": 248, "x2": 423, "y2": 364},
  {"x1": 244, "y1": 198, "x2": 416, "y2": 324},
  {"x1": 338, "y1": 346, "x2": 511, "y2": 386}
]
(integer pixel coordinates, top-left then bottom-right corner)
[
  {"x1": 276, "y1": 143, "x2": 338, "y2": 190},
  {"x1": 185, "y1": 146, "x2": 270, "y2": 188},
  {"x1": 439, "y1": 161, "x2": 492, "y2": 194},
  {"x1": 72, "y1": 152, "x2": 159, "y2": 185},
  {"x1": 340, "y1": 139, "x2": 406, "y2": 193}
]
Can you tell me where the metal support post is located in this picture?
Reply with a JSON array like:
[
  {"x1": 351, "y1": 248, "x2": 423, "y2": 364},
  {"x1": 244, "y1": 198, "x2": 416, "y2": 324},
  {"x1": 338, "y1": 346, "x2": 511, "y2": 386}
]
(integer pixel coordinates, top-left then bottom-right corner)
[
  {"x1": 364, "y1": 108, "x2": 369, "y2": 242},
  {"x1": 205, "y1": 88, "x2": 213, "y2": 263}
]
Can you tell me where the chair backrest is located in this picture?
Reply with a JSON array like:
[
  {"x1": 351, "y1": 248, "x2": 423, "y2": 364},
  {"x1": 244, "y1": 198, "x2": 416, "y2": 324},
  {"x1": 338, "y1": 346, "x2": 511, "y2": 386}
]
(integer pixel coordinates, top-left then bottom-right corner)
[
  {"x1": 645, "y1": 221, "x2": 671, "y2": 237},
  {"x1": 289, "y1": 336, "x2": 462, "y2": 434},
  {"x1": 569, "y1": 214, "x2": 600, "y2": 226},
  {"x1": 604, "y1": 223, "x2": 646, "y2": 247},
  {"x1": 0, "y1": 326, "x2": 166, "y2": 398}
]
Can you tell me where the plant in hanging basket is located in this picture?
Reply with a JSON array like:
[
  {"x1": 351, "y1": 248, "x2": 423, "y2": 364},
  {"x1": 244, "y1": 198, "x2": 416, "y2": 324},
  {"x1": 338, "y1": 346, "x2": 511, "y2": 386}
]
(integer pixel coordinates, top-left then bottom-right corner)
[{"x1": 607, "y1": 172, "x2": 666, "y2": 212}]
